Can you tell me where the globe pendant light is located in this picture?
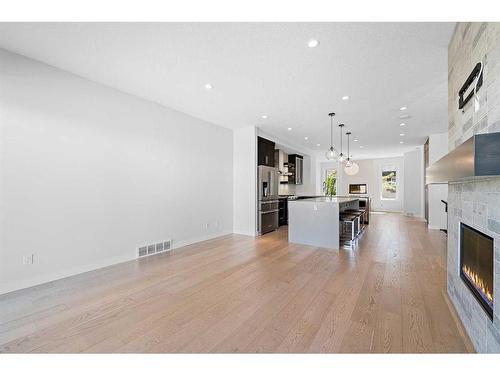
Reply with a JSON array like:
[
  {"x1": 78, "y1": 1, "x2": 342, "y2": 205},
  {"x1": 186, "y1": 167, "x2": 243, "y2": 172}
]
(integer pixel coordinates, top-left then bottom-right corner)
[
  {"x1": 325, "y1": 112, "x2": 339, "y2": 160},
  {"x1": 344, "y1": 131, "x2": 359, "y2": 176},
  {"x1": 345, "y1": 161, "x2": 359, "y2": 175},
  {"x1": 338, "y1": 123, "x2": 345, "y2": 163}
]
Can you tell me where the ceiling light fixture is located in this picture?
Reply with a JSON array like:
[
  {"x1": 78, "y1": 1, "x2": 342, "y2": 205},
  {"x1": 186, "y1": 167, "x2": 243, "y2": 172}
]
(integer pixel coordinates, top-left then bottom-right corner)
[
  {"x1": 204, "y1": 83, "x2": 214, "y2": 90},
  {"x1": 337, "y1": 123, "x2": 345, "y2": 163},
  {"x1": 360, "y1": 146, "x2": 364, "y2": 149},
  {"x1": 400, "y1": 123, "x2": 406, "y2": 126},
  {"x1": 354, "y1": 139, "x2": 359, "y2": 142},
  {"x1": 400, "y1": 141, "x2": 405, "y2": 144},
  {"x1": 287, "y1": 127, "x2": 292, "y2": 131},
  {"x1": 261, "y1": 115, "x2": 268, "y2": 119},
  {"x1": 400, "y1": 106, "x2": 407, "y2": 111},
  {"x1": 307, "y1": 39, "x2": 320, "y2": 48},
  {"x1": 325, "y1": 112, "x2": 339, "y2": 160},
  {"x1": 342, "y1": 95, "x2": 350, "y2": 100},
  {"x1": 304, "y1": 137, "x2": 309, "y2": 140},
  {"x1": 317, "y1": 143, "x2": 321, "y2": 147},
  {"x1": 400, "y1": 133, "x2": 405, "y2": 136}
]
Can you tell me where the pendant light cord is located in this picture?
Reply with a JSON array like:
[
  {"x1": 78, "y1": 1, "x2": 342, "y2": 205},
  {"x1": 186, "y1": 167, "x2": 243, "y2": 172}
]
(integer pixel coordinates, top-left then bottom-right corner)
[
  {"x1": 347, "y1": 133, "x2": 350, "y2": 160},
  {"x1": 339, "y1": 125, "x2": 343, "y2": 155},
  {"x1": 330, "y1": 115, "x2": 333, "y2": 148},
  {"x1": 328, "y1": 113, "x2": 335, "y2": 149}
]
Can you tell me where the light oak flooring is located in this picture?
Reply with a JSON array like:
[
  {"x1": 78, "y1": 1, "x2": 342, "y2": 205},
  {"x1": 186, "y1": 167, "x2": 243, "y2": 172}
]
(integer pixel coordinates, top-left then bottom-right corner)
[{"x1": 0, "y1": 213, "x2": 473, "y2": 353}]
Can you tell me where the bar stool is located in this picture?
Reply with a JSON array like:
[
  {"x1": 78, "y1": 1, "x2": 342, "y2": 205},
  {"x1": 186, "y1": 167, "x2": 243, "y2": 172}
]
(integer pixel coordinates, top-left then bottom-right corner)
[
  {"x1": 342, "y1": 210, "x2": 362, "y2": 236},
  {"x1": 343, "y1": 209, "x2": 365, "y2": 234},
  {"x1": 339, "y1": 213, "x2": 358, "y2": 245}
]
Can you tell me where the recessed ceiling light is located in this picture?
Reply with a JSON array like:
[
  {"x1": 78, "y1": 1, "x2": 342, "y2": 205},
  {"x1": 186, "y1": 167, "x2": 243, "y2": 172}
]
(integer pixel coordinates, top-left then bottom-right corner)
[
  {"x1": 400, "y1": 133, "x2": 405, "y2": 136},
  {"x1": 342, "y1": 95, "x2": 350, "y2": 100},
  {"x1": 204, "y1": 83, "x2": 213, "y2": 90},
  {"x1": 261, "y1": 115, "x2": 268, "y2": 119},
  {"x1": 399, "y1": 114, "x2": 410, "y2": 119},
  {"x1": 359, "y1": 146, "x2": 364, "y2": 149},
  {"x1": 287, "y1": 127, "x2": 292, "y2": 131},
  {"x1": 307, "y1": 39, "x2": 319, "y2": 48},
  {"x1": 316, "y1": 143, "x2": 321, "y2": 147},
  {"x1": 400, "y1": 123, "x2": 406, "y2": 127},
  {"x1": 400, "y1": 106, "x2": 407, "y2": 111},
  {"x1": 400, "y1": 141, "x2": 405, "y2": 144},
  {"x1": 353, "y1": 139, "x2": 358, "y2": 142},
  {"x1": 304, "y1": 137, "x2": 309, "y2": 140}
]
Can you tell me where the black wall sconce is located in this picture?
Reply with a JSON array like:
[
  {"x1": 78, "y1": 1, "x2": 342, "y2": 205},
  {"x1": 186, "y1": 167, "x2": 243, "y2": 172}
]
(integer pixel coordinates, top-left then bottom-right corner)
[{"x1": 458, "y1": 62, "x2": 483, "y2": 110}]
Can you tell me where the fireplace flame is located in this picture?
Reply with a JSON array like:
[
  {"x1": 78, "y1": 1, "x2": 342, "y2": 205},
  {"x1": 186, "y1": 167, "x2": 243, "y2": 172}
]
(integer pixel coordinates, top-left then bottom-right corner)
[{"x1": 462, "y1": 265, "x2": 493, "y2": 302}]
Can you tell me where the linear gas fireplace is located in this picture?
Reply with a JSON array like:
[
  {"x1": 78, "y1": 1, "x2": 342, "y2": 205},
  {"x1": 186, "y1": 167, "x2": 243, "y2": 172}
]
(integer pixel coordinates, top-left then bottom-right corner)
[{"x1": 460, "y1": 222, "x2": 494, "y2": 319}]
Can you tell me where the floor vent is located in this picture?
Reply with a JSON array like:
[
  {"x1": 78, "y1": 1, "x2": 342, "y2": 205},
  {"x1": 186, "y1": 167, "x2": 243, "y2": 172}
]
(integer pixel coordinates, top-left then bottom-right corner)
[
  {"x1": 138, "y1": 246, "x2": 148, "y2": 257},
  {"x1": 163, "y1": 240, "x2": 172, "y2": 251},
  {"x1": 147, "y1": 245, "x2": 155, "y2": 255},
  {"x1": 138, "y1": 239, "x2": 173, "y2": 258}
]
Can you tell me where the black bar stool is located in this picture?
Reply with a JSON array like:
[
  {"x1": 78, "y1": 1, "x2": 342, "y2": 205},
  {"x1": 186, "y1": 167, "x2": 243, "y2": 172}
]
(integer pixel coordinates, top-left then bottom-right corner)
[
  {"x1": 343, "y1": 209, "x2": 365, "y2": 234},
  {"x1": 339, "y1": 213, "x2": 358, "y2": 244}
]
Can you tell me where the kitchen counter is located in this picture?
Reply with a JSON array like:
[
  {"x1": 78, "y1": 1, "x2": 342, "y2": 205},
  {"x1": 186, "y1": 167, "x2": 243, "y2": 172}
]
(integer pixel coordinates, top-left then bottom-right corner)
[
  {"x1": 297, "y1": 197, "x2": 359, "y2": 204},
  {"x1": 288, "y1": 197, "x2": 359, "y2": 249}
]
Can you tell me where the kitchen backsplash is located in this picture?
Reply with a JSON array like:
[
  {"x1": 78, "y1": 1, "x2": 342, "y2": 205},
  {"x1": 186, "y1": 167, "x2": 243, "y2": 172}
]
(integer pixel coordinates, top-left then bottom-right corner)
[{"x1": 278, "y1": 183, "x2": 296, "y2": 196}]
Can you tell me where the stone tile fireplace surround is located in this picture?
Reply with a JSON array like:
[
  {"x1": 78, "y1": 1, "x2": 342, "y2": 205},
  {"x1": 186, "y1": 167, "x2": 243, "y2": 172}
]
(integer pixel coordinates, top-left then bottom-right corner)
[
  {"x1": 447, "y1": 23, "x2": 500, "y2": 352},
  {"x1": 448, "y1": 178, "x2": 500, "y2": 352}
]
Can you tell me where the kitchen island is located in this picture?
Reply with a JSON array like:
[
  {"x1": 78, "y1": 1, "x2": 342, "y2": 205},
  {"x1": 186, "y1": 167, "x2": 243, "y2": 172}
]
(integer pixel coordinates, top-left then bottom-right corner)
[{"x1": 288, "y1": 196, "x2": 359, "y2": 249}]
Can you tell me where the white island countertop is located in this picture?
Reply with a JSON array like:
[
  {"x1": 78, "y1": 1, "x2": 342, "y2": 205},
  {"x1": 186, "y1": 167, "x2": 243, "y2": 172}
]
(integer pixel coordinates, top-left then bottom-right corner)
[
  {"x1": 296, "y1": 197, "x2": 359, "y2": 204},
  {"x1": 288, "y1": 196, "x2": 359, "y2": 249}
]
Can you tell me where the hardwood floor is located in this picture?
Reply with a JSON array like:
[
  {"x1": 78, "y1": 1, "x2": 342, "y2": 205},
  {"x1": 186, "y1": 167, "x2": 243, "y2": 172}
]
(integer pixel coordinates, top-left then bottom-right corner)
[{"x1": 0, "y1": 213, "x2": 474, "y2": 353}]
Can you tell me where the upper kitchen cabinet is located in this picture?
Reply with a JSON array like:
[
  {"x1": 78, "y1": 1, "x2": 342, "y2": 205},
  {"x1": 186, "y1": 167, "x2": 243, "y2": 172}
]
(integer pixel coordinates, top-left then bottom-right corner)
[
  {"x1": 288, "y1": 154, "x2": 303, "y2": 185},
  {"x1": 257, "y1": 136, "x2": 275, "y2": 167}
]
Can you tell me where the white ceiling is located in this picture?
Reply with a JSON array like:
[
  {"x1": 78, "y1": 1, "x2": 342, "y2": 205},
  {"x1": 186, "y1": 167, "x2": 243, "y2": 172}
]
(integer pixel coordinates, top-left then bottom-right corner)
[{"x1": 0, "y1": 22, "x2": 454, "y2": 159}]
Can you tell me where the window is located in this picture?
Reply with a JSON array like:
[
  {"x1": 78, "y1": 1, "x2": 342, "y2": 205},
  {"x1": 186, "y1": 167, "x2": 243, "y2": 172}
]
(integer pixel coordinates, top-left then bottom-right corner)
[
  {"x1": 323, "y1": 168, "x2": 337, "y2": 195},
  {"x1": 381, "y1": 166, "x2": 397, "y2": 199}
]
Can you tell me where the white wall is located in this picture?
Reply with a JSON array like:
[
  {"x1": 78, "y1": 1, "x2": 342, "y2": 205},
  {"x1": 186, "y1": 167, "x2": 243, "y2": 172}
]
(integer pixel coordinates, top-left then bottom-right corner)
[
  {"x1": 428, "y1": 183, "x2": 448, "y2": 229},
  {"x1": 427, "y1": 131, "x2": 449, "y2": 228},
  {"x1": 428, "y1": 132, "x2": 448, "y2": 165},
  {"x1": 403, "y1": 148, "x2": 424, "y2": 218},
  {"x1": 0, "y1": 49, "x2": 233, "y2": 294},
  {"x1": 336, "y1": 157, "x2": 405, "y2": 212},
  {"x1": 295, "y1": 154, "x2": 317, "y2": 196},
  {"x1": 335, "y1": 159, "x2": 375, "y2": 196},
  {"x1": 233, "y1": 126, "x2": 257, "y2": 236}
]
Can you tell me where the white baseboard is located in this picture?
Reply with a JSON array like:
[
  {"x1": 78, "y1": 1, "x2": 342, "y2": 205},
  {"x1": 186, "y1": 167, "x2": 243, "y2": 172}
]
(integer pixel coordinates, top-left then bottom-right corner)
[
  {"x1": 232, "y1": 229, "x2": 257, "y2": 237},
  {"x1": 172, "y1": 230, "x2": 233, "y2": 249},
  {"x1": 0, "y1": 252, "x2": 135, "y2": 296},
  {"x1": 0, "y1": 230, "x2": 233, "y2": 296},
  {"x1": 428, "y1": 225, "x2": 446, "y2": 230}
]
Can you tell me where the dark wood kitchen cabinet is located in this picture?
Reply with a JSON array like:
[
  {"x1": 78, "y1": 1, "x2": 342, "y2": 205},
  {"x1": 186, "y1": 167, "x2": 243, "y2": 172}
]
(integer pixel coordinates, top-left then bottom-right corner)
[
  {"x1": 288, "y1": 154, "x2": 303, "y2": 184},
  {"x1": 258, "y1": 136, "x2": 275, "y2": 167},
  {"x1": 278, "y1": 198, "x2": 288, "y2": 226}
]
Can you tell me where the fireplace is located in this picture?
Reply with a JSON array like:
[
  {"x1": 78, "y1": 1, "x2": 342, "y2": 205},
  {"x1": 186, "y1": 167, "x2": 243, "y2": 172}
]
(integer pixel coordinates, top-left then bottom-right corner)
[{"x1": 459, "y1": 222, "x2": 494, "y2": 319}]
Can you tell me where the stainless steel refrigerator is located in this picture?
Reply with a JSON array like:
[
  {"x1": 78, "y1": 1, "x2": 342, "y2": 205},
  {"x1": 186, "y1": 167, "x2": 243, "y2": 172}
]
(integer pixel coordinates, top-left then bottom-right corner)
[{"x1": 258, "y1": 165, "x2": 279, "y2": 234}]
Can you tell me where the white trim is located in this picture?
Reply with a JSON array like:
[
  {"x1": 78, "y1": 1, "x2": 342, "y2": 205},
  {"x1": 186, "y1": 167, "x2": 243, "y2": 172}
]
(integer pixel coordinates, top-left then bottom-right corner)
[
  {"x1": 233, "y1": 229, "x2": 257, "y2": 237},
  {"x1": 0, "y1": 230, "x2": 233, "y2": 296},
  {"x1": 428, "y1": 224, "x2": 443, "y2": 230},
  {"x1": 379, "y1": 164, "x2": 399, "y2": 201}
]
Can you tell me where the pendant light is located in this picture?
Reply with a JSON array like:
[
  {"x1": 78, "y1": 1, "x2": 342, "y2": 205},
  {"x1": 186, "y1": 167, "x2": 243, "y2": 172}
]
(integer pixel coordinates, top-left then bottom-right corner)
[
  {"x1": 325, "y1": 112, "x2": 339, "y2": 160},
  {"x1": 344, "y1": 131, "x2": 359, "y2": 176},
  {"x1": 345, "y1": 132, "x2": 352, "y2": 167},
  {"x1": 338, "y1": 123, "x2": 345, "y2": 163}
]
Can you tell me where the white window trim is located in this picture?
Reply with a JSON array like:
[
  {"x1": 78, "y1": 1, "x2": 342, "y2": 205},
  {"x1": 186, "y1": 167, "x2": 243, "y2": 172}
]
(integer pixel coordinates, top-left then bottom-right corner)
[
  {"x1": 380, "y1": 165, "x2": 398, "y2": 201},
  {"x1": 323, "y1": 168, "x2": 337, "y2": 195}
]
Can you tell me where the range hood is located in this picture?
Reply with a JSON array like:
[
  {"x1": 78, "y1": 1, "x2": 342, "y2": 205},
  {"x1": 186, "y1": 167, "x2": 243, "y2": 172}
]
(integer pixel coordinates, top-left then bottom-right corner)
[{"x1": 426, "y1": 132, "x2": 500, "y2": 184}]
